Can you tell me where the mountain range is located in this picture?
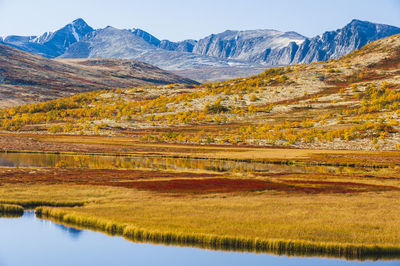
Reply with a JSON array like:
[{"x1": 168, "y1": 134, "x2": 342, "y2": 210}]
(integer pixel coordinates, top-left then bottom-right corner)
[{"x1": 1, "y1": 18, "x2": 400, "y2": 81}]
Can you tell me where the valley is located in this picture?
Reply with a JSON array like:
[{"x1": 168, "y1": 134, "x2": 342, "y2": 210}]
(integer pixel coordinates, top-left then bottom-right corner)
[{"x1": 1, "y1": 11, "x2": 400, "y2": 264}]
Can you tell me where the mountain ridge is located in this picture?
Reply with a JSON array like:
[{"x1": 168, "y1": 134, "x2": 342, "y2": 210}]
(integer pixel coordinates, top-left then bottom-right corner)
[{"x1": 2, "y1": 18, "x2": 400, "y2": 81}]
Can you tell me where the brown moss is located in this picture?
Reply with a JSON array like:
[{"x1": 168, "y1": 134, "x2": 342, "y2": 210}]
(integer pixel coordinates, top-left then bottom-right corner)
[{"x1": 0, "y1": 168, "x2": 222, "y2": 186}]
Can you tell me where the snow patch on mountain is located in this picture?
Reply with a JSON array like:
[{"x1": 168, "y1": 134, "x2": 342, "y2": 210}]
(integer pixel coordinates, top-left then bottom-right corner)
[{"x1": 71, "y1": 25, "x2": 80, "y2": 42}]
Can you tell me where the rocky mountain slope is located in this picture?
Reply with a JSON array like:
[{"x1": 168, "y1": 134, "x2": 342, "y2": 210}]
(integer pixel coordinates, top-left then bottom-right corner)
[
  {"x1": 3, "y1": 19, "x2": 400, "y2": 66},
  {"x1": 191, "y1": 29, "x2": 306, "y2": 62},
  {"x1": 160, "y1": 20, "x2": 400, "y2": 66},
  {"x1": 59, "y1": 26, "x2": 254, "y2": 70},
  {"x1": 0, "y1": 44, "x2": 196, "y2": 108},
  {"x1": 290, "y1": 19, "x2": 400, "y2": 64}
]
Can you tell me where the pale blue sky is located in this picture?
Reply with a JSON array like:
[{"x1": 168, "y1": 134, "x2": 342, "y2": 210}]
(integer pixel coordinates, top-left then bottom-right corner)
[{"x1": 1, "y1": 0, "x2": 400, "y2": 41}]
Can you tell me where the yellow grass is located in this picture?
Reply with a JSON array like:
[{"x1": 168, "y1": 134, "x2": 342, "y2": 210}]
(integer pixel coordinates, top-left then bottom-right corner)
[
  {"x1": 0, "y1": 203, "x2": 24, "y2": 216},
  {"x1": 1, "y1": 184, "x2": 400, "y2": 259}
]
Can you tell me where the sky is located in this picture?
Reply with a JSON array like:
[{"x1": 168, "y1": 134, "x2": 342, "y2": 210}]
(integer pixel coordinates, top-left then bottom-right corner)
[{"x1": 0, "y1": 0, "x2": 400, "y2": 41}]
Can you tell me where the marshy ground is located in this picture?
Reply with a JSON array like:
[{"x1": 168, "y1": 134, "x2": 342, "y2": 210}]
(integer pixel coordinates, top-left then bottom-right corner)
[{"x1": 0, "y1": 135, "x2": 400, "y2": 258}]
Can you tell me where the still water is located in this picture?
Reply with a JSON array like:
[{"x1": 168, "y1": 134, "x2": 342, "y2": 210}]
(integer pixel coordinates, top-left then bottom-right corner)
[
  {"x1": 0, "y1": 152, "x2": 385, "y2": 175},
  {"x1": 0, "y1": 212, "x2": 399, "y2": 266}
]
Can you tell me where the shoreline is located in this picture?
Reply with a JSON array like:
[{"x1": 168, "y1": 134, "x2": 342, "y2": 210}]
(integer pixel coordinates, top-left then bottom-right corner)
[{"x1": 35, "y1": 206, "x2": 400, "y2": 261}]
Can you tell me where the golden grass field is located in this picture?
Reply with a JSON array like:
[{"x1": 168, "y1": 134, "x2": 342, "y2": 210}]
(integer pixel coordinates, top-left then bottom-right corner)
[{"x1": 1, "y1": 184, "x2": 400, "y2": 258}]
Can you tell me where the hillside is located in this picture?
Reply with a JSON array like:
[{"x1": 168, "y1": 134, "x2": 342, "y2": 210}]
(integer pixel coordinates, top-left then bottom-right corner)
[
  {"x1": 0, "y1": 44, "x2": 196, "y2": 107},
  {"x1": 1, "y1": 34, "x2": 400, "y2": 150}
]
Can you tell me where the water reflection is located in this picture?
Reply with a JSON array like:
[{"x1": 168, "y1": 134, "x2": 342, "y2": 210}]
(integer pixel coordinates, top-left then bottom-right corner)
[
  {"x1": 0, "y1": 152, "x2": 386, "y2": 175},
  {"x1": 0, "y1": 213, "x2": 398, "y2": 266},
  {"x1": 53, "y1": 223, "x2": 83, "y2": 239}
]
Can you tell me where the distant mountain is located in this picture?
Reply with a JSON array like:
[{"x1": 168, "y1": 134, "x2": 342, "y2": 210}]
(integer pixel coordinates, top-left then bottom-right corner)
[
  {"x1": 134, "y1": 19, "x2": 400, "y2": 66},
  {"x1": 59, "y1": 26, "x2": 256, "y2": 70},
  {"x1": 3, "y1": 18, "x2": 94, "y2": 58},
  {"x1": 290, "y1": 19, "x2": 400, "y2": 63},
  {"x1": 191, "y1": 29, "x2": 306, "y2": 62},
  {"x1": 61, "y1": 26, "x2": 155, "y2": 58},
  {"x1": 0, "y1": 43, "x2": 196, "y2": 108},
  {"x1": 2, "y1": 18, "x2": 400, "y2": 81}
]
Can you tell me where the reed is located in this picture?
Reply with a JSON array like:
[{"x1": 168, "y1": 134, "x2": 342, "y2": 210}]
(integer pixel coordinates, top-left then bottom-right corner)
[
  {"x1": 0, "y1": 204, "x2": 24, "y2": 216},
  {"x1": 0, "y1": 200, "x2": 84, "y2": 209},
  {"x1": 36, "y1": 207, "x2": 400, "y2": 260}
]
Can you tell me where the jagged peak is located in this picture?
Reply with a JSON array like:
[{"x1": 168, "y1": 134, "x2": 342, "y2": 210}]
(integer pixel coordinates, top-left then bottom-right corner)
[
  {"x1": 70, "y1": 18, "x2": 90, "y2": 28},
  {"x1": 69, "y1": 18, "x2": 93, "y2": 33}
]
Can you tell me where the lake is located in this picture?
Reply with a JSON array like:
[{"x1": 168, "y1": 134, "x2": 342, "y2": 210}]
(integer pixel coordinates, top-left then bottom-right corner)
[
  {"x1": 0, "y1": 212, "x2": 399, "y2": 266},
  {"x1": 0, "y1": 151, "x2": 385, "y2": 175}
]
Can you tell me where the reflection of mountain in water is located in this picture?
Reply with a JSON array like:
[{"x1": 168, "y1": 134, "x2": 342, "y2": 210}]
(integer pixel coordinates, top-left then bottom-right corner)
[
  {"x1": 23, "y1": 211, "x2": 84, "y2": 239},
  {"x1": 54, "y1": 223, "x2": 83, "y2": 239}
]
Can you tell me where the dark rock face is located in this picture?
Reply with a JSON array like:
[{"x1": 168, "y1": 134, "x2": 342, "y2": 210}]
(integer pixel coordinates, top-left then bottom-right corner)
[{"x1": 291, "y1": 19, "x2": 400, "y2": 64}]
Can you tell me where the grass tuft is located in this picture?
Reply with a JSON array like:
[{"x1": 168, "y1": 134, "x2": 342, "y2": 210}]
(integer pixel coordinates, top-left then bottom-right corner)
[
  {"x1": 0, "y1": 204, "x2": 24, "y2": 216},
  {"x1": 36, "y1": 207, "x2": 400, "y2": 260},
  {"x1": 0, "y1": 200, "x2": 84, "y2": 209}
]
